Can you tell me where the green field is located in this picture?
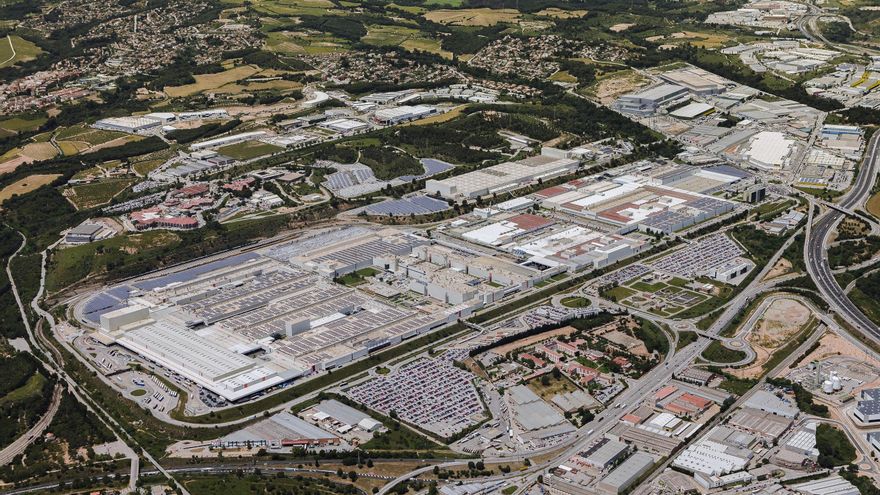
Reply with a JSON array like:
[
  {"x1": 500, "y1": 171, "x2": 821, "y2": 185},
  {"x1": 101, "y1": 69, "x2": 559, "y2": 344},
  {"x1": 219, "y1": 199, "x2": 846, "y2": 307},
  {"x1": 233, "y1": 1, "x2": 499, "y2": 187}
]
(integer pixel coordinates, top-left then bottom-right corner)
[
  {"x1": 560, "y1": 296, "x2": 591, "y2": 308},
  {"x1": 130, "y1": 388, "x2": 147, "y2": 397},
  {"x1": 0, "y1": 115, "x2": 46, "y2": 133},
  {"x1": 0, "y1": 372, "x2": 46, "y2": 406},
  {"x1": 46, "y1": 231, "x2": 182, "y2": 293},
  {"x1": 217, "y1": 140, "x2": 284, "y2": 160},
  {"x1": 0, "y1": 35, "x2": 43, "y2": 68}
]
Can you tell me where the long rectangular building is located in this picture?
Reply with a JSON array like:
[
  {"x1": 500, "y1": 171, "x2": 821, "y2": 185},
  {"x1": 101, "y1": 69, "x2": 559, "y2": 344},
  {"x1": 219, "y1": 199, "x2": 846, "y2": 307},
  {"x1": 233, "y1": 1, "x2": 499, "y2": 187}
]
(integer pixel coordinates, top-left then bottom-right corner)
[{"x1": 425, "y1": 156, "x2": 579, "y2": 201}]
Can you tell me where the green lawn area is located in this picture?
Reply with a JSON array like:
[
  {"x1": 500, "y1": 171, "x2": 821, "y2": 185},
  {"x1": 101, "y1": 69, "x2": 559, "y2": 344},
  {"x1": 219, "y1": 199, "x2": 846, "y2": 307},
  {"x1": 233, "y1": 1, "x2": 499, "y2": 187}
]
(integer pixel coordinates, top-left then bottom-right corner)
[
  {"x1": 131, "y1": 388, "x2": 146, "y2": 397},
  {"x1": 0, "y1": 35, "x2": 43, "y2": 68},
  {"x1": 67, "y1": 178, "x2": 137, "y2": 210},
  {"x1": 46, "y1": 231, "x2": 182, "y2": 293},
  {"x1": 675, "y1": 331, "x2": 698, "y2": 351},
  {"x1": 0, "y1": 372, "x2": 46, "y2": 405},
  {"x1": 0, "y1": 115, "x2": 46, "y2": 133},
  {"x1": 560, "y1": 296, "x2": 590, "y2": 308},
  {"x1": 336, "y1": 267, "x2": 379, "y2": 287},
  {"x1": 527, "y1": 372, "x2": 580, "y2": 402},
  {"x1": 217, "y1": 140, "x2": 284, "y2": 160},
  {"x1": 701, "y1": 340, "x2": 747, "y2": 364},
  {"x1": 602, "y1": 285, "x2": 636, "y2": 302}
]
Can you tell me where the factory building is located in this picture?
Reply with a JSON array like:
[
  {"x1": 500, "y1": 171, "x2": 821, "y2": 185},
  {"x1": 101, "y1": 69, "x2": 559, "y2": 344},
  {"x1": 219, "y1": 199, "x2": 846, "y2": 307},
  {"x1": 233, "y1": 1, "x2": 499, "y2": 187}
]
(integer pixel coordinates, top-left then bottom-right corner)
[
  {"x1": 216, "y1": 411, "x2": 341, "y2": 449},
  {"x1": 373, "y1": 105, "x2": 437, "y2": 125},
  {"x1": 743, "y1": 131, "x2": 796, "y2": 169},
  {"x1": 596, "y1": 452, "x2": 655, "y2": 495},
  {"x1": 659, "y1": 67, "x2": 729, "y2": 95},
  {"x1": 854, "y1": 389, "x2": 880, "y2": 423},
  {"x1": 744, "y1": 390, "x2": 799, "y2": 419},
  {"x1": 613, "y1": 84, "x2": 688, "y2": 116},
  {"x1": 94, "y1": 116, "x2": 162, "y2": 133},
  {"x1": 576, "y1": 438, "x2": 630, "y2": 472},
  {"x1": 190, "y1": 131, "x2": 268, "y2": 151},
  {"x1": 790, "y1": 475, "x2": 860, "y2": 495},
  {"x1": 425, "y1": 156, "x2": 579, "y2": 201},
  {"x1": 65, "y1": 223, "x2": 107, "y2": 245}
]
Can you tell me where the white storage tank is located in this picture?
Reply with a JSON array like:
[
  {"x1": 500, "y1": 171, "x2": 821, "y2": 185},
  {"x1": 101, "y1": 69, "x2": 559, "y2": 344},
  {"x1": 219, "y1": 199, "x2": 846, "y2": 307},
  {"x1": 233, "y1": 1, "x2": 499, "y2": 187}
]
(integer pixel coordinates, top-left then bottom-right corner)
[{"x1": 822, "y1": 380, "x2": 834, "y2": 394}]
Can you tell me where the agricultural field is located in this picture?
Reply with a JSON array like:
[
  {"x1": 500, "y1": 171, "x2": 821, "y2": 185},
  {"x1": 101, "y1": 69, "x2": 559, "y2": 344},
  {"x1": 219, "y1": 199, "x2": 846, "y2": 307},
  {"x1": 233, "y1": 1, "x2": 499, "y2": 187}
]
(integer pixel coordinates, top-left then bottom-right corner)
[
  {"x1": 0, "y1": 143, "x2": 59, "y2": 174},
  {"x1": 0, "y1": 35, "x2": 43, "y2": 68},
  {"x1": 361, "y1": 25, "x2": 451, "y2": 58},
  {"x1": 0, "y1": 174, "x2": 61, "y2": 204},
  {"x1": 424, "y1": 8, "x2": 522, "y2": 26},
  {"x1": 65, "y1": 178, "x2": 138, "y2": 210},
  {"x1": 265, "y1": 30, "x2": 350, "y2": 55},
  {"x1": 247, "y1": 0, "x2": 341, "y2": 17},
  {"x1": 0, "y1": 115, "x2": 47, "y2": 134},
  {"x1": 217, "y1": 140, "x2": 284, "y2": 160},
  {"x1": 55, "y1": 125, "x2": 134, "y2": 152},
  {"x1": 164, "y1": 65, "x2": 262, "y2": 97}
]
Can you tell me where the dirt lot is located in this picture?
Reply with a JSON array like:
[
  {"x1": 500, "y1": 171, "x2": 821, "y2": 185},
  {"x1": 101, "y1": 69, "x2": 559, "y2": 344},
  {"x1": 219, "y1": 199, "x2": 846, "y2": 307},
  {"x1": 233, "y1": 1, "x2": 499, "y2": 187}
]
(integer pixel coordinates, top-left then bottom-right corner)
[
  {"x1": 729, "y1": 298, "x2": 812, "y2": 379},
  {"x1": 491, "y1": 325, "x2": 579, "y2": 355},
  {"x1": 591, "y1": 71, "x2": 650, "y2": 105},
  {"x1": 763, "y1": 258, "x2": 793, "y2": 281},
  {"x1": 799, "y1": 331, "x2": 880, "y2": 369}
]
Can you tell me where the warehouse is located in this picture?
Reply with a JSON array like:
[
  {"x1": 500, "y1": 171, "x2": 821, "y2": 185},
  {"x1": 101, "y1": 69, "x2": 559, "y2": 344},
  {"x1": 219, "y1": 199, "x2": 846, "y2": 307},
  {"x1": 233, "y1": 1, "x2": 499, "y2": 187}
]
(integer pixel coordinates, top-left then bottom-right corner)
[
  {"x1": 310, "y1": 399, "x2": 383, "y2": 433},
  {"x1": 743, "y1": 390, "x2": 799, "y2": 419},
  {"x1": 425, "y1": 156, "x2": 579, "y2": 200},
  {"x1": 216, "y1": 411, "x2": 341, "y2": 449},
  {"x1": 597, "y1": 452, "x2": 655, "y2": 494},
  {"x1": 577, "y1": 438, "x2": 630, "y2": 471},
  {"x1": 373, "y1": 105, "x2": 437, "y2": 125},
  {"x1": 727, "y1": 407, "x2": 793, "y2": 440},
  {"x1": 659, "y1": 67, "x2": 729, "y2": 95},
  {"x1": 669, "y1": 102, "x2": 715, "y2": 119},
  {"x1": 613, "y1": 84, "x2": 688, "y2": 115},
  {"x1": 94, "y1": 116, "x2": 162, "y2": 133},
  {"x1": 190, "y1": 131, "x2": 268, "y2": 151},
  {"x1": 743, "y1": 131, "x2": 796, "y2": 169},
  {"x1": 319, "y1": 118, "x2": 370, "y2": 134},
  {"x1": 790, "y1": 475, "x2": 860, "y2": 495},
  {"x1": 65, "y1": 222, "x2": 108, "y2": 245}
]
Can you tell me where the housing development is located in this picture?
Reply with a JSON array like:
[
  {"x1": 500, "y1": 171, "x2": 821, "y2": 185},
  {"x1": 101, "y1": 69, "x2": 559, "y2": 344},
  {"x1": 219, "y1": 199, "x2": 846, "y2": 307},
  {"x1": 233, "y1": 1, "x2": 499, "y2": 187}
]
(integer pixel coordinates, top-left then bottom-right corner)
[{"x1": 1, "y1": 1, "x2": 880, "y2": 495}]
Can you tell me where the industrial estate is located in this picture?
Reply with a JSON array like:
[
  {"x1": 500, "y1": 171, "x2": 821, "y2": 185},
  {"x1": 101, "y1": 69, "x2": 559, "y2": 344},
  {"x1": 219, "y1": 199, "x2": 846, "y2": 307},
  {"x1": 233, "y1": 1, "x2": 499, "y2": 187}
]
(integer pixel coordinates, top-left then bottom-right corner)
[{"x1": 1, "y1": 1, "x2": 880, "y2": 495}]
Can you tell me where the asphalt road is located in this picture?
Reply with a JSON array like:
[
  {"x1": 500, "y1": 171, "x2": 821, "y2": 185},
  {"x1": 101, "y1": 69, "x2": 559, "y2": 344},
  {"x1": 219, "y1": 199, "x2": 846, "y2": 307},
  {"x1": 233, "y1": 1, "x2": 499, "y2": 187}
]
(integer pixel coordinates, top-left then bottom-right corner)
[{"x1": 806, "y1": 131, "x2": 880, "y2": 342}]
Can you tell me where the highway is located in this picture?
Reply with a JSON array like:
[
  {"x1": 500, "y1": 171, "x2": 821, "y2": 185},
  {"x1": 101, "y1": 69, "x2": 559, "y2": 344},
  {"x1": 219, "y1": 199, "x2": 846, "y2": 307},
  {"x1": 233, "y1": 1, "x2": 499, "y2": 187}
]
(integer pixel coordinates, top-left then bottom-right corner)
[
  {"x1": 806, "y1": 130, "x2": 880, "y2": 342},
  {"x1": 0, "y1": 384, "x2": 62, "y2": 466}
]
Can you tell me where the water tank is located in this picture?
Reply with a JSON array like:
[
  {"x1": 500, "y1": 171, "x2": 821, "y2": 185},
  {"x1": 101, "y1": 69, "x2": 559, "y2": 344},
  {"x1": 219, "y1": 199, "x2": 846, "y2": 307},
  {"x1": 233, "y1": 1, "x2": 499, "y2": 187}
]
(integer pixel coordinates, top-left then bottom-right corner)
[
  {"x1": 822, "y1": 380, "x2": 834, "y2": 394},
  {"x1": 832, "y1": 375, "x2": 842, "y2": 391}
]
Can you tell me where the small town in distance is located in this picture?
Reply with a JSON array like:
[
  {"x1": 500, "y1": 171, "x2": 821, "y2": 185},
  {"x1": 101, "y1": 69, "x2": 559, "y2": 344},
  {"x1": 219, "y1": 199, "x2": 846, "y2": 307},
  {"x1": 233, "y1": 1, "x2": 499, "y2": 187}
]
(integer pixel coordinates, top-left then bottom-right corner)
[{"x1": 1, "y1": 1, "x2": 880, "y2": 495}]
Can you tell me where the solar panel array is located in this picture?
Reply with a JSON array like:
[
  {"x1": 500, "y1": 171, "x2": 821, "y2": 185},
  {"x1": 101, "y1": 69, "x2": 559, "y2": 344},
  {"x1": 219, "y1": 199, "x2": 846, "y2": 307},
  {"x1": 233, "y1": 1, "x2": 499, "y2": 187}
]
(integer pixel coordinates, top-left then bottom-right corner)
[
  {"x1": 363, "y1": 195, "x2": 450, "y2": 217},
  {"x1": 397, "y1": 158, "x2": 454, "y2": 182},
  {"x1": 220, "y1": 283, "x2": 354, "y2": 340},
  {"x1": 183, "y1": 270, "x2": 310, "y2": 323},
  {"x1": 134, "y1": 253, "x2": 261, "y2": 291},
  {"x1": 309, "y1": 236, "x2": 424, "y2": 267}
]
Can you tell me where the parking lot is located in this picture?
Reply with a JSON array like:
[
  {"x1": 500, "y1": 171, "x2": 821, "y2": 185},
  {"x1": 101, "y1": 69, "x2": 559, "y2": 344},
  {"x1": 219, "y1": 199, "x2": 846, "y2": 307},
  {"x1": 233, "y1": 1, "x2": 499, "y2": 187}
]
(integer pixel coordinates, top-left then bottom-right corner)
[{"x1": 345, "y1": 349, "x2": 488, "y2": 438}]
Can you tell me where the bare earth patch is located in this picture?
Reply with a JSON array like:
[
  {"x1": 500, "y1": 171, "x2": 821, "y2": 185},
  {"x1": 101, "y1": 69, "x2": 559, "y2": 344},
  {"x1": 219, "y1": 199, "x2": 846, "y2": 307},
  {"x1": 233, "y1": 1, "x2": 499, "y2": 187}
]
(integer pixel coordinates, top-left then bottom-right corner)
[{"x1": 728, "y1": 297, "x2": 811, "y2": 379}]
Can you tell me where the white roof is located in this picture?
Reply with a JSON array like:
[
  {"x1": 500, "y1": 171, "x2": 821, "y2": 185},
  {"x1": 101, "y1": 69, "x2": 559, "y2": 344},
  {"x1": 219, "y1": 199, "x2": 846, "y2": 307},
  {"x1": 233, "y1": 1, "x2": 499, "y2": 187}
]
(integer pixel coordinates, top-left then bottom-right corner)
[
  {"x1": 745, "y1": 131, "x2": 794, "y2": 167},
  {"x1": 670, "y1": 102, "x2": 715, "y2": 119}
]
